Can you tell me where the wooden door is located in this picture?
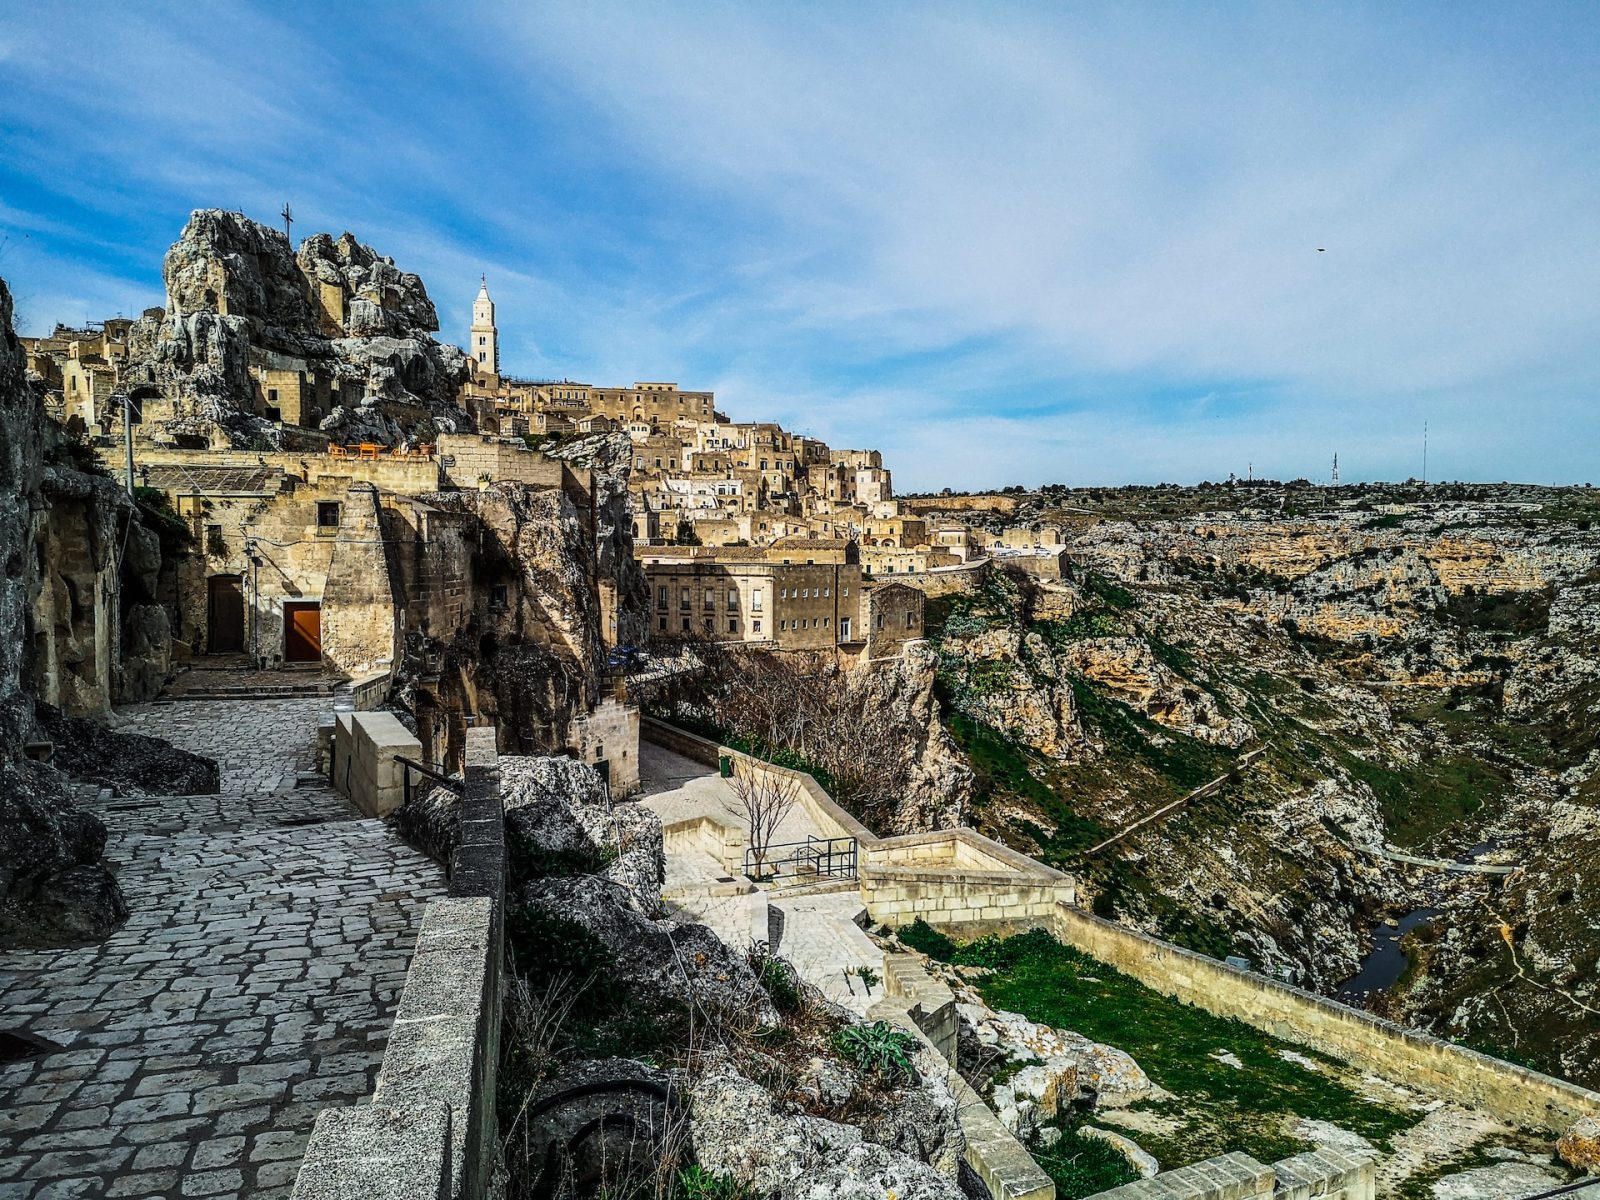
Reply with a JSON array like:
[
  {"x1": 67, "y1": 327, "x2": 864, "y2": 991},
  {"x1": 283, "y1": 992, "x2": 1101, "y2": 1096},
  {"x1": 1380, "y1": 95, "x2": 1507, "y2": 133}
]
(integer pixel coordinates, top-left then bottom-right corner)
[
  {"x1": 207, "y1": 575, "x2": 245, "y2": 654},
  {"x1": 283, "y1": 602, "x2": 322, "y2": 663}
]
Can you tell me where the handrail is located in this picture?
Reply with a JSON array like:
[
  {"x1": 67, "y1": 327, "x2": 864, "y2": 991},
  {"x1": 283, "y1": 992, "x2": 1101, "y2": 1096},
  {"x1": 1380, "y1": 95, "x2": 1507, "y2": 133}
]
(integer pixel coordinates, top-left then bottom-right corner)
[
  {"x1": 745, "y1": 834, "x2": 858, "y2": 882},
  {"x1": 396, "y1": 754, "x2": 464, "y2": 804}
]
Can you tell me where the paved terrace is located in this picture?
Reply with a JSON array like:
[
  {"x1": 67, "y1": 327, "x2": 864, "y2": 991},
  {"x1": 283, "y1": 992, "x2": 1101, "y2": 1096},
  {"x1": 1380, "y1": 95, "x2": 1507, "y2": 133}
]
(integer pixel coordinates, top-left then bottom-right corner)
[
  {"x1": 638, "y1": 741, "x2": 887, "y2": 1016},
  {"x1": 0, "y1": 698, "x2": 446, "y2": 1200}
]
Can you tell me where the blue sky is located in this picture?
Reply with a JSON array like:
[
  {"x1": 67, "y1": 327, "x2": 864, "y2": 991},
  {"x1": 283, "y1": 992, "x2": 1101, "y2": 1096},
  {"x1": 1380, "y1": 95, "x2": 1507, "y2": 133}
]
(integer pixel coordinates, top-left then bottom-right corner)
[{"x1": 2, "y1": 2, "x2": 1597, "y2": 489}]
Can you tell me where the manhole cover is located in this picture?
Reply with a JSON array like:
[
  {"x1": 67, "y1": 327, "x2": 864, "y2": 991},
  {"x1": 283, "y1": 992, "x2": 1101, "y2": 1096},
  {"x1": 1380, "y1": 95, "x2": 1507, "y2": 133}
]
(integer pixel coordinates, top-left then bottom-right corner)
[{"x1": 0, "y1": 1030, "x2": 64, "y2": 1064}]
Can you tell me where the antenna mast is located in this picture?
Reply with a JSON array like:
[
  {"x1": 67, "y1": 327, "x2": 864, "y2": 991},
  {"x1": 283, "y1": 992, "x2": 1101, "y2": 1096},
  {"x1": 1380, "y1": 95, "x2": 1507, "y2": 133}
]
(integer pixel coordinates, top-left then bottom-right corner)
[
  {"x1": 1422, "y1": 421, "x2": 1428, "y2": 486},
  {"x1": 1331, "y1": 452, "x2": 1339, "y2": 488}
]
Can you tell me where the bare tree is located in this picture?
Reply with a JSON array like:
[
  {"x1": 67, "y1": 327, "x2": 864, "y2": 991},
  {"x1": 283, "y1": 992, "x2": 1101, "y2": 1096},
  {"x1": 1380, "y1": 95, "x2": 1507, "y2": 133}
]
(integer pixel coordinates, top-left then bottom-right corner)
[{"x1": 728, "y1": 764, "x2": 801, "y2": 879}]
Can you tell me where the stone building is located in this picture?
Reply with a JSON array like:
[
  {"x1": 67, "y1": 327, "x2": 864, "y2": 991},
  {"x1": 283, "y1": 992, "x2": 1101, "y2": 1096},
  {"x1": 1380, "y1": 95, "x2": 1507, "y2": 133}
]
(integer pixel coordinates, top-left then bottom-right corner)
[{"x1": 638, "y1": 539, "x2": 923, "y2": 656}]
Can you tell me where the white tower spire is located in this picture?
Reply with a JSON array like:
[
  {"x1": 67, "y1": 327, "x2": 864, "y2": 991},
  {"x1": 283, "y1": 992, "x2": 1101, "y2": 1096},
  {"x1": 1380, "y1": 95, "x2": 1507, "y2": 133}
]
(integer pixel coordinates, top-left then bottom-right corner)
[{"x1": 470, "y1": 276, "x2": 499, "y2": 379}]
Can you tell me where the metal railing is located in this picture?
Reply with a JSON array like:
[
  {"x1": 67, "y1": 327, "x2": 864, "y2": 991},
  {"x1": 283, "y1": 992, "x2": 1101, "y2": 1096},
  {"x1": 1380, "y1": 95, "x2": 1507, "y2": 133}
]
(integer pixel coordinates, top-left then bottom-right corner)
[
  {"x1": 395, "y1": 754, "x2": 464, "y2": 806},
  {"x1": 744, "y1": 835, "x2": 858, "y2": 884}
]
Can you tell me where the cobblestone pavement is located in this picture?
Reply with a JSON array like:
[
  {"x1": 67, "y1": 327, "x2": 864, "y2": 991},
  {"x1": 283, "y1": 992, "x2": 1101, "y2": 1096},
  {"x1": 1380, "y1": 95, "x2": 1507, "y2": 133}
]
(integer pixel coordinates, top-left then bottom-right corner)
[
  {"x1": 0, "y1": 699, "x2": 446, "y2": 1200},
  {"x1": 116, "y1": 699, "x2": 324, "y2": 795}
]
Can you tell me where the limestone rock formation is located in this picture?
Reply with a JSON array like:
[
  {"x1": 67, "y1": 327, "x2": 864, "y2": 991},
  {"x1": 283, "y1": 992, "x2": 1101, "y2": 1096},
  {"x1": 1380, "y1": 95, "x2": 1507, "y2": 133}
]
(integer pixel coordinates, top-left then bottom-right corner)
[
  {"x1": 122, "y1": 209, "x2": 471, "y2": 449},
  {"x1": 0, "y1": 277, "x2": 123, "y2": 944},
  {"x1": 517, "y1": 873, "x2": 777, "y2": 1028},
  {"x1": 34, "y1": 704, "x2": 221, "y2": 797},
  {"x1": 1558, "y1": 1115, "x2": 1600, "y2": 1175},
  {"x1": 683, "y1": 1052, "x2": 964, "y2": 1200},
  {"x1": 547, "y1": 432, "x2": 652, "y2": 651},
  {"x1": 846, "y1": 643, "x2": 972, "y2": 832}
]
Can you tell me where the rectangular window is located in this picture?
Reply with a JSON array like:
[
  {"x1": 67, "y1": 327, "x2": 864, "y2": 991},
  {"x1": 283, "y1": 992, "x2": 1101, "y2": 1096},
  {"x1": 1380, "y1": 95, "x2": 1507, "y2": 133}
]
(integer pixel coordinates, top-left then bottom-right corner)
[
  {"x1": 728, "y1": 589, "x2": 739, "y2": 609},
  {"x1": 753, "y1": 619, "x2": 762, "y2": 633},
  {"x1": 728, "y1": 618, "x2": 738, "y2": 633},
  {"x1": 680, "y1": 588, "x2": 690, "y2": 610},
  {"x1": 823, "y1": 587, "x2": 830, "y2": 597},
  {"x1": 704, "y1": 588, "x2": 715, "y2": 611},
  {"x1": 659, "y1": 616, "x2": 667, "y2": 631},
  {"x1": 316, "y1": 501, "x2": 341, "y2": 528},
  {"x1": 906, "y1": 612, "x2": 917, "y2": 628},
  {"x1": 657, "y1": 586, "x2": 667, "y2": 609},
  {"x1": 489, "y1": 584, "x2": 509, "y2": 611},
  {"x1": 682, "y1": 617, "x2": 691, "y2": 631},
  {"x1": 752, "y1": 589, "x2": 763, "y2": 612}
]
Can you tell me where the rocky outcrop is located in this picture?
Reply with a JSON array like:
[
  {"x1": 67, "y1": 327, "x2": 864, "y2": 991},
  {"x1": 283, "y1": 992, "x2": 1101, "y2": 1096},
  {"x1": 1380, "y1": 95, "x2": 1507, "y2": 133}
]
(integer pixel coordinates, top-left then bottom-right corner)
[
  {"x1": 548, "y1": 432, "x2": 651, "y2": 651},
  {"x1": 519, "y1": 873, "x2": 777, "y2": 1028},
  {"x1": 847, "y1": 644, "x2": 972, "y2": 832},
  {"x1": 1062, "y1": 636, "x2": 1252, "y2": 748},
  {"x1": 404, "y1": 482, "x2": 608, "y2": 762},
  {"x1": 123, "y1": 210, "x2": 471, "y2": 449},
  {"x1": 1559, "y1": 1115, "x2": 1600, "y2": 1174},
  {"x1": 683, "y1": 1052, "x2": 964, "y2": 1200},
  {"x1": 0, "y1": 277, "x2": 127, "y2": 945},
  {"x1": 0, "y1": 757, "x2": 128, "y2": 946},
  {"x1": 34, "y1": 704, "x2": 220, "y2": 796}
]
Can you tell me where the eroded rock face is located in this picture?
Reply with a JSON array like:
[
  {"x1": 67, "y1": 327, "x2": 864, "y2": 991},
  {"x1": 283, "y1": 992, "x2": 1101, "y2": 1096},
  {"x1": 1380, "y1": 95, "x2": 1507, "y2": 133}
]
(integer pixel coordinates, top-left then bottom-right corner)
[
  {"x1": 847, "y1": 643, "x2": 972, "y2": 833},
  {"x1": 35, "y1": 704, "x2": 220, "y2": 796},
  {"x1": 501, "y1": 756, "x2": 662, "y2": 911},
  {"x1": 0, "y1": 276, "x2": 132, "y2": 946},
  {"x1": 124, "y1": 209, "x2": 471, "y2": 448},
  {"x1": 0, "y1": 758, "x2": 127, "y2": 946},
  {"x1": 683, "y1": 1053, "x2": 964, "y2": 1200},
  {"x1": 518, "y1": 874, "x2": 777, "y2": 1028},
  {"x1": 1063, "y1": 635, "x2": 1252, "y2": 748}
]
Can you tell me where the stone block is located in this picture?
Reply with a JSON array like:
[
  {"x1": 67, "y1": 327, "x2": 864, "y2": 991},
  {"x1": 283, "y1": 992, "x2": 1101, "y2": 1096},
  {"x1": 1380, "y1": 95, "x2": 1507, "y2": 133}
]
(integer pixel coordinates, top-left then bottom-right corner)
[{"x1": 288, "y1": 1103, "x2": 450, "y2": 1200}]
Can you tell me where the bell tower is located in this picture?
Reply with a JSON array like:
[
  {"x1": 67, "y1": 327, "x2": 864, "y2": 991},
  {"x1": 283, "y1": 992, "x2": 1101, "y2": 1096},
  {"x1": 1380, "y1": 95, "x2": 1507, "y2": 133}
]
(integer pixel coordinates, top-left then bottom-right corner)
[{"x1": 470, "y1": 276, "x2": 499, "y2": 381}]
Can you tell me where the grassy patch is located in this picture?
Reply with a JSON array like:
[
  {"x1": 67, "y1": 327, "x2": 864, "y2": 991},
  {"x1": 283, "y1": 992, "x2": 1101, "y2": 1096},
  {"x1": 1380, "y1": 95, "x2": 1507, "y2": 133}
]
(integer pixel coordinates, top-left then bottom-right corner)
[
  {"x1": 1337, "y1": 749, "x2": 1508, "y2": 849},
  {"x1": 925, "y1": 929, "x2": 1414, "y2": 1168},
  {"x1": 1031, "y1": 1119, "x2": 1139, "y2": 1197}
]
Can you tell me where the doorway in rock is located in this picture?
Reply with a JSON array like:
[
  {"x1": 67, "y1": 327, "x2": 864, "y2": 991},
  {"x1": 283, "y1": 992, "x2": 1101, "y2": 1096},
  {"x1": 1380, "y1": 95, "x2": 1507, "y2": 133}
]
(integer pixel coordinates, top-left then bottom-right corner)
[
  {"x1": 207, "y1": 575, "x2": 245, "y2": 653},
  {"x1": 283, "y1": 601, "x2": 322, "y2": 663}
]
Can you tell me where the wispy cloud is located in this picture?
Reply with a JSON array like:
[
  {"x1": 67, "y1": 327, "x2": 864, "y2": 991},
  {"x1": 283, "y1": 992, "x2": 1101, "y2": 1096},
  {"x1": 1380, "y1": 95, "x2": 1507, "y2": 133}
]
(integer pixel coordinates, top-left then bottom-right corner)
[{"x1": 1, "y1": 1, "x2": 1595, "y2": 485}]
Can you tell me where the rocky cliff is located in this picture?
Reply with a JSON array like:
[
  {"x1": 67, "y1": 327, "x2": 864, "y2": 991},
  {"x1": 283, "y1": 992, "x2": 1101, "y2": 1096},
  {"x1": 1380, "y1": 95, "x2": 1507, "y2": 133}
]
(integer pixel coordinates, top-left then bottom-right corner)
[
  {"x1": 918, "y1": 482, "x2": 1600, "y2": 1078},
  {"x1": 122, "y1": 210, "x2": 470, "y2": 448}
]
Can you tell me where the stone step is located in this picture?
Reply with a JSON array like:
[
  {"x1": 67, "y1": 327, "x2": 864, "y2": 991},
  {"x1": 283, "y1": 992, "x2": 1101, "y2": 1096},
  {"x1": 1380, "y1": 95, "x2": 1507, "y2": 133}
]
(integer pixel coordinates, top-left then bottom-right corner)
[{"x1": 763, "y1": 877, "x2": 859, "y2": 900}]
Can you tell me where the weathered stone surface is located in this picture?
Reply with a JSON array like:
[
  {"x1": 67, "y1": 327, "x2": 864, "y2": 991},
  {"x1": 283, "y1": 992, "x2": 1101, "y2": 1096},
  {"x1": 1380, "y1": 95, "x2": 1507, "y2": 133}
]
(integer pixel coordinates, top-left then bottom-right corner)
[
  {"x1": 1559, "y1": 1114, "x2": 1600, "y2": 1174},
  {"x1": 515, "y1": 874, "x2": 776, "y2": 1028},
  {"x1": 683, "y1": 1053, "x2": 964, "y2": 1200},
  {"x1": 122, "y1": 209, "x2": 471, "y2": 449},
  {"x1": 35, "y1": 703, "x2": 220, "y2": 796}
]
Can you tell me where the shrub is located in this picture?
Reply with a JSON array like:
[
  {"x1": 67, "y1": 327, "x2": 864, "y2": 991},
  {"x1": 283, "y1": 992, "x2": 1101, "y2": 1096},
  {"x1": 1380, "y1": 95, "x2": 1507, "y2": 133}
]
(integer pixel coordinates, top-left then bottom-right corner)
[
  {"x1": 833, "y1": 1021, "x2": 920, "y2": 1086},
  {"x1": 506, "y1": 905, "x2": 612, "y2": 987},
  {"x1": 897, "y1": 918, "x2": 957, "y2": 962},
  {"x1": 748, "y1": 944, "x2": 804, "y2": 1015}
]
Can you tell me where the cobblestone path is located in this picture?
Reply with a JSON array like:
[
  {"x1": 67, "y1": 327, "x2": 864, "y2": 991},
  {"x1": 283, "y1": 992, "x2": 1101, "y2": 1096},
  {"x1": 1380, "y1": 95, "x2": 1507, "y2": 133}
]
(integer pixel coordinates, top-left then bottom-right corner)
[{"x1": 0, "y1": 699, "x2": 446, "y2": 1200}]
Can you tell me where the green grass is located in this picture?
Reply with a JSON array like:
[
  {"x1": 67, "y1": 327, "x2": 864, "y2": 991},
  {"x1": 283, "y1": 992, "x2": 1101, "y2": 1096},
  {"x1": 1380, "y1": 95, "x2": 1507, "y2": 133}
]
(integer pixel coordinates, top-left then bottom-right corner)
[
  {"x1": 1030, "y1": 1120, "x2": 1139, "y2": 1197},
  {"x1": 919, "y1": 928, "x2": 1415, "y2": 1168},
  {"x1": 1337, "y1": 748, "x2": 1508, "y2": 849}
]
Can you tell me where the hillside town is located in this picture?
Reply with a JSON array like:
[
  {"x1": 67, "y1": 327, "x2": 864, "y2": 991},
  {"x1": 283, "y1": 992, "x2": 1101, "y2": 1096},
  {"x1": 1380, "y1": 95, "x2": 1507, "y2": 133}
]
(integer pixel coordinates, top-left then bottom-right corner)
[{"x1": 5, "y1": 209, "x2": 1600, "y2": 1200}]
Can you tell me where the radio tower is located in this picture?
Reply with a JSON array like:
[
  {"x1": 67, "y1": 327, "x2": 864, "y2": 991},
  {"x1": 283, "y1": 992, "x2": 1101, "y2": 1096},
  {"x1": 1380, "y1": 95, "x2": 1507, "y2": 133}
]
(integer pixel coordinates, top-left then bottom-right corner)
[{"x1": 1330, "y1": 452, "x2": 1339, "y2": 487}]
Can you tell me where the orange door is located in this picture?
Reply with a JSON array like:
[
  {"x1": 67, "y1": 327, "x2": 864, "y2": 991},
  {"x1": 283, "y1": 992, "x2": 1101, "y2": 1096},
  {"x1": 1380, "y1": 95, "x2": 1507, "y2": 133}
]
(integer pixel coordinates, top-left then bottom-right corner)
[{"x1": 284, "y1": 602, "x2": 322, "y2": 663}]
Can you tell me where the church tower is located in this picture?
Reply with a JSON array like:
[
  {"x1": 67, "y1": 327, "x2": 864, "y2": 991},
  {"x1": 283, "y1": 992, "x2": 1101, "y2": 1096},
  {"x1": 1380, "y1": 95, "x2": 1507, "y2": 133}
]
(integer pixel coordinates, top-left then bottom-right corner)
[{"x1": 469, "y1": 276, "x2": 499, "y2": 381}]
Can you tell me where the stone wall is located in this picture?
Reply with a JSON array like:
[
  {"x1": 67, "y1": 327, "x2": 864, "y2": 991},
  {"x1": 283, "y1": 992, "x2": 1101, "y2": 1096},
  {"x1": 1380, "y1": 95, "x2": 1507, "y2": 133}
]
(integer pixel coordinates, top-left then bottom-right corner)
[
  {"x1": 292, "y1": 727, "x2": 503, "y2": 1200},
  {"x1": 331, "y1": 710, "x2": 422, "y2": 818},
  {"x1": 897, "y1": 558, "x2": 992, "y2": 598},
  {"x1": 436, "y1": 433, "x2": 569, "y2": 491},
  {"x1": 1083, "y1": 1147, "x2": 1374, "y2": 1200},
  {"x1": 1051, "y1": 905, "x2": 1600, "y2": 1135},
  {"x1": 862, "y1": 828, "x2": 1075, "y2": 929}
]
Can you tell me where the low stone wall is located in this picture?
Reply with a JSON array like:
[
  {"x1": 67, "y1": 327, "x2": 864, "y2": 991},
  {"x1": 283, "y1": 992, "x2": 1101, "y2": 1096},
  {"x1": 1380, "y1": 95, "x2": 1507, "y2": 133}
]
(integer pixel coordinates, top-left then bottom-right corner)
[
  {"x1": 863, "y1": 829, "x2": 1075, "y2": 928},
  {"x1": 875, "y1": 955, "x2": 1055, "y2": 1200},
  {"x1": 1051, "y1": 905, "x2": 1600, "y2": 1135},
  {"x1": 293, "y1": 727, "x2": 504, "y2": 1200},
  {"x1": 335, "y1": 668, "x2": 392, "y2": 712},
  {"x1": 661, "y1": 813, "x2": 744, "y2": 875},
  {"x1": 1084, "y1": 1147, "x2": 1374, "y2": 1200},
  {"x1": 331, "y1": 709, "x2": 421, "y2": 817}
]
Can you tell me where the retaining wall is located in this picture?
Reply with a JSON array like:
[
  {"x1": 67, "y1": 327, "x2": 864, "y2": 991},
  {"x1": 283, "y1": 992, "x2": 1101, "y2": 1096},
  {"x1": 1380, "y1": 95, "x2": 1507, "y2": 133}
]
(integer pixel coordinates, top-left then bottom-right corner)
[
  {"x1": 293, "y1": 727, "x2": 505, "y2": 1200},
  {"x1": 875, "y1": 956, "x2": 1055, "y2": 1200},
  {"x1": 1084, "y1": 1148, "x2": 1374, "y2": 1200},
  {"x1": 1050, "y1": 905, "x2": 1600, "y2": 1134}
]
